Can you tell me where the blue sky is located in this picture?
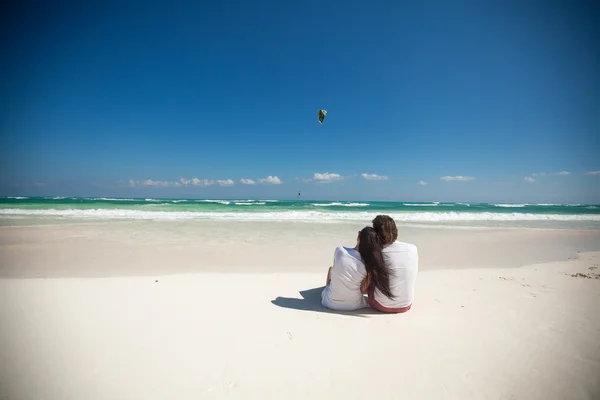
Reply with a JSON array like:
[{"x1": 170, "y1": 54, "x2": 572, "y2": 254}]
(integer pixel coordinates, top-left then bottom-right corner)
[{"x1": 1, "y1": 0, "x2": 599, "y2": 202}]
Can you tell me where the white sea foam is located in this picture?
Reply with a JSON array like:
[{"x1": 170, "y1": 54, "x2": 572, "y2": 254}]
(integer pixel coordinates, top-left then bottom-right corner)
[
  {"x1": 234, "y1": 202, "x2": 266, "y2": 205},
  {"x1": 311, "y1": 202, "x2": 369, "y2": 207},
  {"x1": 91, "y1": 198, "x2": 137, "y2": 201},
  {"x1": 404, "y1": 203, "x2": 439, "y2": 207},
  {"x1": 233, "y1": 199, "x2": 276, "y2": 204},
  {"x1": 1, "y1": 208, "x2": 599, "y2": 222},
  {"x1": 6, "y1": 197, "x2": 28, "y2": 199},
  {"x1": 199, "y1": 200, "x2": 231, "y2": 205},
  {"x1": 493, "y1": 204, "x2": 526, "y2": 208}
]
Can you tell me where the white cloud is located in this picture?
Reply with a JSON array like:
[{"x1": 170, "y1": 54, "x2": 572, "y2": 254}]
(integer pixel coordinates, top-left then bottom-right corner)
[
  {"x1": 531, "y1": 172, "x2": 545, "y2": 177},
  {"x1": 440, "y1": 175, "x2": 475, "y2": 182},
  {"x1": 553, "y1": 171, "x2": 570, "y2": 176},
  {"x1": 361, "y1": 173, "x2": 389, "y2": 181},
  {"x1": 181, "y1": 178, "x2": 215, "y2": 187},
  {"x1": 240, "y1": 178, "x2": 256, "y2": 185},
  {"x1": 216, "y1": 179, "x2": 234, "y2": 187},
  {"x1": 587, "y1": 170, "x2": 600, "y2": 175},
  {"x1": 129, "y1": 179, "x2": 175, "y2": 188},
  {"x1": 418, "y1": 180, "x2": 427, "y2": 186},
  {"x1": 141, "y1": 179, "x2": 164, "y2": 187},
  {"x1": 312, "y1": 172, "x2": 343, "y2": 183},
  {"x1": 128, "y1": 177, "x2": 233, "y2": 188},
  {"x1": 298, "y1": 172, "x2": 349, "y2": 183},
  {"x1": 257, "y1": 176, "x2": 282, "y2": 185},
  {"x1": 524, "y1": 177, "x2": 535, "y2": 183}
]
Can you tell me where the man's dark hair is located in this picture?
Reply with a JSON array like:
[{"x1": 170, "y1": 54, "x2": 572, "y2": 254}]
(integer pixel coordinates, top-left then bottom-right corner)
[{"x1": 372, "y1": 215, "x2": 398, "y2": 244}]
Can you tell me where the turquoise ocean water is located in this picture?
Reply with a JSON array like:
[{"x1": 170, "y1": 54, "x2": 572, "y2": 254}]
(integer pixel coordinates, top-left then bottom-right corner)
[{"x1": 1, "y1": 197, "x2": 599, "y2": 229}]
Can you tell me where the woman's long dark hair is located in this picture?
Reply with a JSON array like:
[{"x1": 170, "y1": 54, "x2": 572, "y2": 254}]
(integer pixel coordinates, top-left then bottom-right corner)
[{"x1": 358, "y1": 227, "x2": 395, "y2": 300}]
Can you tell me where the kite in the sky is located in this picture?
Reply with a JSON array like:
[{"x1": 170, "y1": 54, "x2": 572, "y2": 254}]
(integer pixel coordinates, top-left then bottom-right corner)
[
  {"x1": 318, "y1": 109, "x2": 327, "y2": 124},
  {"x1": 297, "y1": 191, "x2": 301, "y2": 199}
]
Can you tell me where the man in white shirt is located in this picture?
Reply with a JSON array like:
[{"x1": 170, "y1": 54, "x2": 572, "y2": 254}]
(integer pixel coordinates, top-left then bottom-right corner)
[
  {"x1": 368, "y1": 215, "x2": 418, "y2": 313},
  {"x1": 321, "y1": 245, "x2": 370, "y2": 311}
]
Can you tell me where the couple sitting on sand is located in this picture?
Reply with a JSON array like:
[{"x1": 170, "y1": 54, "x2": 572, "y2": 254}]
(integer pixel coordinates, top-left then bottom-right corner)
[{"x1": 321, "y1": 215, "x2": 418, "y2": 313}]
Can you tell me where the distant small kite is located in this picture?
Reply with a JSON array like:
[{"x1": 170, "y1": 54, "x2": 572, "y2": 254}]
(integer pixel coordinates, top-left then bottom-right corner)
[
  {"x1": 318, "y1": 109, "x2": 327, "y2": 124},
  {"x1": 297, "y1": 191, "x2": 301, "y2": 199}
]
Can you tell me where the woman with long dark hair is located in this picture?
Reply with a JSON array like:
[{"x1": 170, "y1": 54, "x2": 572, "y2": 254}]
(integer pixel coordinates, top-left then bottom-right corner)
[
  {"x1": 321, "y1": 226, "x2": 392, "y2": 311},
  {"x1": 356, "y1": 227, "x2": 396, "y2": 302}
]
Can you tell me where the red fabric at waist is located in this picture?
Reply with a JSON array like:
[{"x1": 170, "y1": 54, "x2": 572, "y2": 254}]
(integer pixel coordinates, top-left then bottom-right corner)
[{"x1": 367, "y1": 285, "x2": 412, "y2": 314}]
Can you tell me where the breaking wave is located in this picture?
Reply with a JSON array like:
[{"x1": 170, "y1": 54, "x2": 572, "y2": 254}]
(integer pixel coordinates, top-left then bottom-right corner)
[{"x1": 1, "y1": 208, "x2": 599, "y2": 222}]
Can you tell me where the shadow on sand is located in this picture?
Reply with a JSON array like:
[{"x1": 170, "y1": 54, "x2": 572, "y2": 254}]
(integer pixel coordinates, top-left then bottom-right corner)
[{"x1": 271, "y1": 286, "x2": 380, "y2": 318}]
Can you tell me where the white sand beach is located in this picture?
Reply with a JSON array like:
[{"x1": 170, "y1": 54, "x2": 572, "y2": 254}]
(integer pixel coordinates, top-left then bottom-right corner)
[{"x1": 1, "y1": 221, "x2": 599, "y2": 399}]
